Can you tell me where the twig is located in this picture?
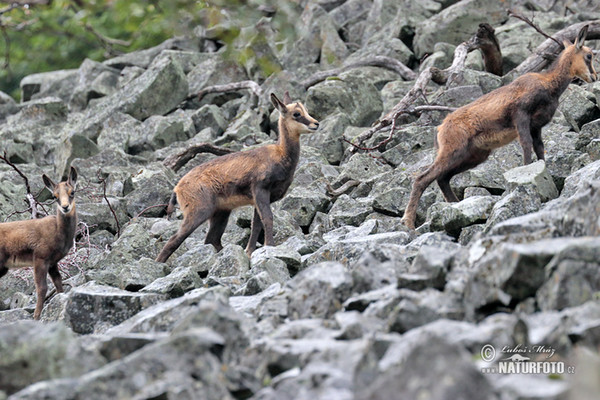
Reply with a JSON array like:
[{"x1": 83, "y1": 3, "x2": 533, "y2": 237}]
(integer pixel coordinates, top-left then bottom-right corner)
[
  {"x1": 196, "y1": 81, "x2": 263, "y2": 101},
  {"x1": 0, "y1": 152, "x2": 41, "y2": 218},
  {"x1": 96, "y1": 170, "x2": 121, "y2": 237},
  {"x1": 135, "y1": 203, "x2": 168, "y2": 218},
  {"x1": 326, "y1": 180, "x2": 361, "y2": 198},
  {"x1": 301, "y1": 56, "x2": 417, "y2": 89},
  {"x1": 507, "y1": 9, "x2": 563, "y2": 48},
  {"x1": 163, "y1": 143, "x2": 234, "y2": 172},
  {"x1": 345, "y1": 105, "x2": 456, "y2": 151}
]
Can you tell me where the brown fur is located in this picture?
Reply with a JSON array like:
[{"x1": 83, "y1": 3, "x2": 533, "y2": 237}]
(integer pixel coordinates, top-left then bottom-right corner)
[
  {"x1": 402, "y1": 26, "x2": 597, "y2": 230},
  {"x1": 475, "y1": 23, "x2": 503, "y2": 76},
  {"x1": 156, "y1": 92, "x2": 319, "y2": 262},
  {"x1": 0, "y1": 167, "x2": 78, "y2": 319}
]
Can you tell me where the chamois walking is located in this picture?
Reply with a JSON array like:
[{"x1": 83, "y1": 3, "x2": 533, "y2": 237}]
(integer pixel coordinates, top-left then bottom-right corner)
[
  {"x1": 402, "y1": 25, "x2": 597, "y2": 229},
  {"x1": 156, "y1": 92, "x2": 319, "y2": 262},
  {"x1": 0, "y1": 167, "x2": 78, "y2": 319}
]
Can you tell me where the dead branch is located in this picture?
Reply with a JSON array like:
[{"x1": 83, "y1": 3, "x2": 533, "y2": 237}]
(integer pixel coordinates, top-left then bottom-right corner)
[
  {"x1": 302, "y1": 56, "x2": 417, "y2": 89},
  {"x1": 506, "y1": 19, "x2": 600, "y2": 80},
  {"x1": 163, "y1": 143, "x2": 234, "y2": 172},
  {"x1": 196, "y1": 80, "x2": 263, "y2": 101},
  {"x1": 507, "y1": 10, "x2": 563, "y2": 48},
  {"x1": 0, "y1": 152, "x2": 42, "y2": 219},
  {"x1": 96, "y1": 170, "x2": 121, "y2": 237},
  {"x1": 135, "y1": 203, "x2": 168, "y2": 218},
  {"x1": 326, "y1": 180, "x2": 361, "y2": 198}
]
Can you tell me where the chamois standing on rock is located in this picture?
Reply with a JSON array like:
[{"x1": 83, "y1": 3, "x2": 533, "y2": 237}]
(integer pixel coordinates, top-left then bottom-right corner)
[
  {"x1": 402, "y1": 25, "x2": 597, "y2": 229},
  {"x1": 0, "y1": 167, "x2": 78, "y2": 319},
  {"x1": 156, "y1": 92, "x2": 319, "y2": 262}
]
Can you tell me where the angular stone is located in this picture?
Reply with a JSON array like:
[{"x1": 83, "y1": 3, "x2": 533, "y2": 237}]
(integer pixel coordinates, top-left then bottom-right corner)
[
  {"x1": 65, "y1": 282, "x2": 164, "y2": 334},
  {"x1": 503, "y1": 160, "x2": 558, "y2": 202}
]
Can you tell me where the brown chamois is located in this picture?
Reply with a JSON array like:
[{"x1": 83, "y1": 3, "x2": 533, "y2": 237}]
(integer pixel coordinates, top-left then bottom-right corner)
[
  {"x1": 402, "y1": 25, "x2": 597, "y2": 230},
  {"x1": 0, "y1": 167, "x2": 78, "y2": 319},
  {"x1": 156, "y1": 92, "x2": 319, "y2": 262},
  {"x1": 475, "y1": 23, "x2": 503, "y2": 76}
]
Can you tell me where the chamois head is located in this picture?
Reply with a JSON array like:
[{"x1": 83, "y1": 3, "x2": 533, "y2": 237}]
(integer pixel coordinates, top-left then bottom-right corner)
[
  {"x1": 42, "y1": 166, "x2": 78, "y2": 214},
  {"x1": 271, "y1": 92, "x2": 319, "y2": 136},
  {"x1": 562, "y1": 25, "x2": 597, "y2": 83}
]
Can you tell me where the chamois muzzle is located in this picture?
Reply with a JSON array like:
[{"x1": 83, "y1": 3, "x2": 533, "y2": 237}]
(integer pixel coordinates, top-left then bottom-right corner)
[{"x1": 308, "y1": 122, "x2": 319, "y2": 131}]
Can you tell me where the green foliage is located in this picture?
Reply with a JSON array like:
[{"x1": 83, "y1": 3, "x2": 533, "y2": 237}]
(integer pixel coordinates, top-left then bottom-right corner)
[
  {"x1": 0, "y1": 0, "x2": 205, "y2": 99},
  {"x1": 0, "y1": 0, "x2": 302, "y2": 100}
]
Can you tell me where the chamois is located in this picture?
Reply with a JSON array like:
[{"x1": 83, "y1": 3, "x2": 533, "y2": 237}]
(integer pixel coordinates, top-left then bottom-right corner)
[
  {"x1": 402, "y1": 25, "x2": 597, "y2": 229},
  {"x1": 0, "y1": 167, "x2": 78, "y2": 319},
  {"x1": 156, "y1": 92, "x2": 319, "y2": 262}
]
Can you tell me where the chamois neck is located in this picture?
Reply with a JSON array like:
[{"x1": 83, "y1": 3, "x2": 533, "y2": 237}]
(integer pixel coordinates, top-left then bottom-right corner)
[
  {"x1": 544, "y1": 49, "x2": 576, "y2": 96},
  {"x1": 56, "y1": 205, "x2": 77, "y2": 242},
  {"x1": 277, "y1": 118, "x2": 301, "y2": 162}
]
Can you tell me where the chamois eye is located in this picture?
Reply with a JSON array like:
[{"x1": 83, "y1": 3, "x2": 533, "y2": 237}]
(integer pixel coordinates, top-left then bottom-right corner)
[
  {"x1": 293, "y1": 112, "x2": 301, "y2": 118},
  {"x1": 586, "y1": 53, "x2": 592, "y2": 61}
]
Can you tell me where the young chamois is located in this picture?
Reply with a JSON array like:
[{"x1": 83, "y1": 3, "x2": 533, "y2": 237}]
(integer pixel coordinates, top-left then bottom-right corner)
[
  {"x1": 402, "y1": 25, "x2": 597, "y2": 229},
  {"x1": 474, "y1": 23, "x2": 503, "y2": 76},
  {"x1": 156, "y1": 92, "x2": 319, "y2": 262},
  {"x1": 0, "y1": 167, "x2": 78, "y2": 319}
]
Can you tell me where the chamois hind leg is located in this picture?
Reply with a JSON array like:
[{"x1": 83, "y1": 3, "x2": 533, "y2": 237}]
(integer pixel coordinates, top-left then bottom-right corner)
[
  {"x1": 33, "y1": 258, "x2": 49, "y2": 320},
  {"x1": 403, "y1": 162, "x2": 446, "y2": 230},
  {"x1": 156, "y1": 207, "x2": 213, "y2": 263},
  {"x1": 245, "y1": 208, "x2": 263, "y2": 256},
  {"x1": 0, "y1": 257, "x2": 7, "y2": 278},
  {"x1": 48, "y1": 264, "x2": 63, "y2": 293},
  {"x1": 436, "y1": 147, "x2": 492, "y2": 203},
  {"x1": 205, "y1": 210, "x2": 231, "y2": 252},
  {"x1": 252, "y1": 187, "x2": 275, "y2": 248}
]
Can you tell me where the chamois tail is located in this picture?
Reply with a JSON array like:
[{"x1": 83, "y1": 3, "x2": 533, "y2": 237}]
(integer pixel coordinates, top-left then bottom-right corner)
[{"x1": 166, "y1": 192, "x2": 178, "y2": 219}]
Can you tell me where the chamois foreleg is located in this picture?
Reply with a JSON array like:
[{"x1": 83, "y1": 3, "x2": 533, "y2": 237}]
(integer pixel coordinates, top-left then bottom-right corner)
[
  {"x1": 205, "y1": 210, "x2": 231, "y2": 251},
  {"x1": 0, "y1": 256, "x2": 7, "y2": 278},
  {"x1": 33, "y1": 258, "x2": 49, "y2": 320},
  {"x1": 531, "y1": 127, "x2": 545, "y2": 161},
  {"x1": 156, "y1": 207, "x2": 214, "y2": 263},
  {"x1": 245, "y1": 208, "x2": 263, "y2": 256},
  {"x1": 515, "y1": 112, "x2": 534, "y2": 165},
  {"x1": 48, "y1": 264, "x2": 63, "y2": 293},
  {"x1": 252, "y1": 187, "x2": 275, "y2": 248}
]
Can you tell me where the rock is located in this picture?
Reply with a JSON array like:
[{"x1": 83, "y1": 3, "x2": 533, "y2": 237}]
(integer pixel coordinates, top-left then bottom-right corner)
[
  {"x1": 464, "y1": 237, "x2": 597, "y2": 319},
  {"x1": 305, "y1": 68, "x2": 383, "y2": 127},
  {"x1": 209, "y1": 244, "x2": 250, "y2": 278},
  {"x1": 559, "y1": 84, "x2": 600, "y2": 131},
  {"x1": 483, "y1": 185, "x2": 542, "y2": 232},
  {"x1": 10, "y1": 329, "x2": 233, "y2": 400},
  {"x1": 328, "y1": 194, "x2": 373, "y2": 228},
  {"x1": 356, "y1": 334, "x2": 496, "y2": 400},
  {"x1": 0, "y1": 321, "x2": 105, "y2": 395},
  {"x1": 413, "y1": 0, "x2": 507, "y2": 57},
  {"x1": 536, "y1": 237, "x2": 600, "y2": 311},
  {"x1": 503, "y1": 160, "x2": 558, "y2": 202},
  {"x1": 0, "y1": 91, "x2": 18, "y2": 120},
  {"x1": 116, "y1": 258, "x2": 167, "y2": 292},
  {"x1": 427, "y1": 195, "x2": 498, "y2": 236},
  {"x1": 287, "y1": 262, "x2": 353, "y2": 319},
  {"x1": 65, "y1": 282, "x2": 164, "y2": 334},
  {"x1": 20, "y1": 70, "x2": 78, "y2": 102},
  {"x1": 127, "y1": 112, "x2": 195, "y2": 154},
  {"x1": 124, "y1": 164, "x2": 175, "y2": 217}
]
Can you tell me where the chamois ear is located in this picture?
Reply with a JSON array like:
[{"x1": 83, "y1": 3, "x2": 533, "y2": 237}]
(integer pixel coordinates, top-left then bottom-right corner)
[
  {"x1": 575, "y1": 25, "x2": 588, "y2": 50},
  {"x1": 270, "y1": 93, "x2": 287, "y2": 114},
  {"x1": 68, "y1": 166, "x2": 78, "y2": 189},
  {"x1": 283, "y1": 91, "x2": 292, "y2": 105},
  {"x1": 42, "y1": 174, "x2": 56, "y2": 192}
]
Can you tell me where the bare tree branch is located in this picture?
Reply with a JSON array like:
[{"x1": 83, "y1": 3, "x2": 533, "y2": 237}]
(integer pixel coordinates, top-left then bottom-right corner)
[
  {"x1": 507, "y1": 9, "x2": 563, "y2": 48},
  {"x1": 96, "y1": 170, "x2": 120, "y2": 237},
  {"x1": 0, "y1": 152, "x2": 43, "y2": 219},
  {"x1": 163, "y1": 143, "x2": 234, "y2": 172},
  {"x1": 302, "y1": 56, "x2": 417, "y2": 89},
  {"x1": 196, "y1": 80, "x2": 263, "y2": 101}
]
